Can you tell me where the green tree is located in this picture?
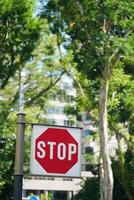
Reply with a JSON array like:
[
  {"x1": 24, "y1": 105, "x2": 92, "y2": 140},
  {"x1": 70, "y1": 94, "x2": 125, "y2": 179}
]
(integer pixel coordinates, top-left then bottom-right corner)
[
  {"x1": 108, "y1": 66, "x2": 134, "y2": 199},
  {"x1": 0, "y1": 135, "x2": 15, "y2": 200},
  {"x1": 0, "y1": 0, "x2": 41, "y2": 197},
  {"x1": 74, "y1": 178, "x2": 100, "y2": 200},
  {"x1": 0, "y1": 0, "x2": 41, "y2": 88}
]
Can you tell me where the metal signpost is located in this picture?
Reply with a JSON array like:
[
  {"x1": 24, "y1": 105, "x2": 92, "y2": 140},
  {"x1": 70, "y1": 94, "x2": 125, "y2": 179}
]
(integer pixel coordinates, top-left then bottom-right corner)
[{"x1": 14, "y1": 113, "x2": 25, "y2": 200}]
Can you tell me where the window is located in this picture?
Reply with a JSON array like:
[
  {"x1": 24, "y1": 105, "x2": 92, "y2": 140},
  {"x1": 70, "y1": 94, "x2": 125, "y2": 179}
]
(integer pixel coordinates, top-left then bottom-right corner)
[
  {"x1": 48, "y1": 106, "x2": 63, "y2": 114},
  {"x1": 64, "y1": 120, "x2": 70, "y2": 126},
  {"x1": 64, "y1": 120, "x2": 74, "y2": 126},
  {"x1": 53, "y1": 107, "x2": 60, "y2": 114},
  {"x1": 48, "y1": 119, "x2": 56, "y2": 125},
  {"x1": 66, "y1": 95, "x2": 74, "y2": 103}
]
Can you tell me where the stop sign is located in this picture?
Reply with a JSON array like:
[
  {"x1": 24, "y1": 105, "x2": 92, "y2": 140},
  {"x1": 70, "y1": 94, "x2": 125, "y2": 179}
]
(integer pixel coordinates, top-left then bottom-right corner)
[{"x1": 30, "y1": 125, "x2": 81, "y2": 177}]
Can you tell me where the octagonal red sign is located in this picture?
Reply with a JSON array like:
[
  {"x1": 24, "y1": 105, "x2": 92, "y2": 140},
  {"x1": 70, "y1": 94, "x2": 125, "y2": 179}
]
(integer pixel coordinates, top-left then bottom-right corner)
[
  {"x1": 30, "y1": 125, "x2": 81, "y2": 177},
  {"x1": 35, "y1": 128, "x2": 78, "y2": 174}
]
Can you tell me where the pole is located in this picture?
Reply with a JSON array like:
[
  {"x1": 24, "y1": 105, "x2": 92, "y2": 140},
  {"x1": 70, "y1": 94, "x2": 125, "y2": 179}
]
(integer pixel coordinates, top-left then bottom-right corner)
[{"x1": 14, "y1": 113, "x2": 25, "y2": 200}]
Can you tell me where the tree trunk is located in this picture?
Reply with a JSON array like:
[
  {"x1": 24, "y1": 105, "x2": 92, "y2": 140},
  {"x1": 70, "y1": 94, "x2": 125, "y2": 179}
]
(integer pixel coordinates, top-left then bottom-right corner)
[{"x1": 99, "y1": 65, "x2": 113, "y2": 200}]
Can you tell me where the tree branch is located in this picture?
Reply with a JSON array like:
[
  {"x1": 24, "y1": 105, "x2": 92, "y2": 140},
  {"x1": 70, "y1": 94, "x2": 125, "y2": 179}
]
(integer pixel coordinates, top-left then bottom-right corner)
[
  {"x1": 65, "y1": 69, "x2": 85, "y2": 97},
  {"x1": 25, "y1": 70, "x2": 66, "y2": 106},
  {"x1": 118, "y1": 131, "x2": 134, "y2": 157},
  {"x1": 109, "y1": 28, "x2": 133, "y2": 65}
]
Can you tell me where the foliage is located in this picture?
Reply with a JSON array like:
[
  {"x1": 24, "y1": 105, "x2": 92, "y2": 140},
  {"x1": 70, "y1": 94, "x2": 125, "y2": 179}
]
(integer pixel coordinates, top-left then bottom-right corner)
[
  {"x1": 0, "y1": 2, "x2": 42, "y2": 195},
  {"x1": 0, "y1": 0, "x2": 41, "y2": 88},
  {"x1": 74, "y1": 177, "x2": 100, "y2": 200},
  {"x1": 0, "y1": 135, "x2": 15, "y2": 199},
  {"x1": 40, "y1": 193, "x2": 52, "y2": 200},
  {"x1": 108, "y1": 67, "x2": 134, "y2": 124},
  {"x1": 112, "y1": 150, "x2": 134, "y2": 200},
  {"x1": 40, "y1": 0, "x2": 134, "y2": 114},
  {"x1": 0, "y1": 0, "x2": 41, "y2": 197}
]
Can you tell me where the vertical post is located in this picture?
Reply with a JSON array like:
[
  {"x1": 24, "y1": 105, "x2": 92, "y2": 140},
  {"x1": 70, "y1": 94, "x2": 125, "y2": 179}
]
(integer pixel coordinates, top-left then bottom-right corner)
[
  {"x1": 67, "y1": 191, "x2": 72, "y2": 200},
  {"x1": 14, "y1": 113, "x2": 25, "y2": 200}
]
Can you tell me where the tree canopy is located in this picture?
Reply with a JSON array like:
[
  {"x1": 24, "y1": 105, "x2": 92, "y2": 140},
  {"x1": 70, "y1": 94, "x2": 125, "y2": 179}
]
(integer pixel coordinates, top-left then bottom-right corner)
[{"x1": 0, "y1": 0, "x2": 41, "y2": 88}]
